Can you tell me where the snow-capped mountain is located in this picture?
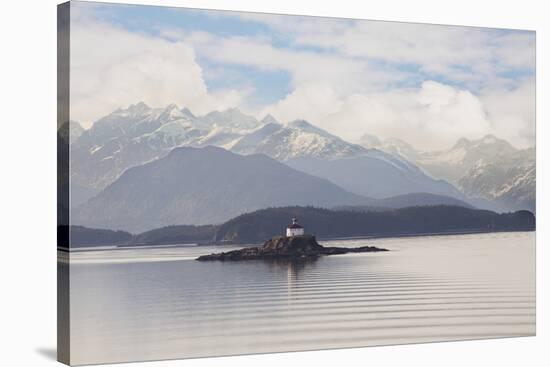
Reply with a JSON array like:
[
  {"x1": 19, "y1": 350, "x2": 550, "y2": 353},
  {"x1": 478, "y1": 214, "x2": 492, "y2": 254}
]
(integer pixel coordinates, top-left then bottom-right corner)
[
  {"x1": 70, "y1": 103, "x2": 371, "y2": 200},
  {"x1": 230, "y1": 123, "x2": 462, "y2": 199},
  {"x1": 418, "y1": 135, "x2": 520, "y2": 184},
  {"x1": 69, "y1": 103, "x2": 466, "y2": 209},
  {"x1": 496, "y1": 163, "x2": 535, "y2": 212},
  {"x1": 231, "y1": 119, "x2": 366, "y2": 160},
  {"x1": 70, "y1": 103, "x2": 202, "y2": 200},
  {"x1": 70, "y1": 103, "x2": 265, "y2": 191},
  {"x1": 359, "y1": 134, "x2": 421, "y2": 162},
  {"x1": 457, "y1": 148, "x2": 535, "y2": 212},
  {"x1": 359, "y1": 134, "x2": 536, "y2": 212}
]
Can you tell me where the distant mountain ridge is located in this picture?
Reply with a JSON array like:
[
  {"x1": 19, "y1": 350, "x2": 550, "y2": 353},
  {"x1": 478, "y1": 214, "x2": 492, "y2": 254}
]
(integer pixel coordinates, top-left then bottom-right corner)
[
  {"x1": 335, "y1": 193, "x2": 474, "y2": 212},
  {"x1": 72, "y1": 146, "x2": 370, "y2": 232},
  {"x1": 359, "y1": 133, "x2": 535, "y2": 212},
  {"x1": 286, "y1": 154, "x2": 464, "y2": 199}
]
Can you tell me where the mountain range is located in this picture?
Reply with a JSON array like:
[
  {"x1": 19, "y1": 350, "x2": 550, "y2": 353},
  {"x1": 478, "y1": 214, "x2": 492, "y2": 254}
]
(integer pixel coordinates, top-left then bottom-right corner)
[
  {"x1": 71, "y1": 146, "x2": 370, "y2": 232},
  {"x1": 67, "y1": 102, "x2": 535, "y2": 232},
  {"x1": 69, "y1": 102, "x2": 467, "y2": 206},
  {"x1": 359, "y1": 134, "x2": 535, "y2": 212}
]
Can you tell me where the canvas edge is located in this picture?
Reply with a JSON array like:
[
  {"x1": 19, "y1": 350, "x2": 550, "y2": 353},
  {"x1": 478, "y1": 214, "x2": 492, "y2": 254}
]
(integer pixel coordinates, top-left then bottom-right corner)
[{"x1": 57, "y1": 1, "x2": 71, "y2": 365}]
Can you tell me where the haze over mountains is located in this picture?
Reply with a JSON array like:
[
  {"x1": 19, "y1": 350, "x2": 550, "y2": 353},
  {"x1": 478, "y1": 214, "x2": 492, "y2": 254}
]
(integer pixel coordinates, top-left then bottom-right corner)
[
  {"x1": 286, "y1": 154, "x2": 462, "y2": 200},
  {"x1": 67, "y1": 102, "x2": 535, "y2": 232},
  {"x1": 335, "y1": 193, "x2": 474, "y2": 212},
  {"x1": 359, "y1": 134, "x2": 535, "y2": 212}
]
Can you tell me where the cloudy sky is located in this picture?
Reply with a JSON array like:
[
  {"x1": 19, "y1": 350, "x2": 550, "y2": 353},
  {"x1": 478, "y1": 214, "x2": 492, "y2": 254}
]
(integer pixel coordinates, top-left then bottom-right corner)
[{"x1": 70, "y1": 1, "x2": 535, "y2": 150}]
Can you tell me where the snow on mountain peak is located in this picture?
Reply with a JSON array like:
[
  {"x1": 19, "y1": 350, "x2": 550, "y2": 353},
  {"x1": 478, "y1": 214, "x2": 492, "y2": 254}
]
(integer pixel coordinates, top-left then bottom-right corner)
[
  {"x1": 451, "y1": 134, "x2": 515, "y2": 151},
  {"x1": 127, "y1": 101, "x2": 151, "y2": 114},
  {"x1": 109, "y1": 102, "x2": 152, "y2": 120},
  {"x1": 159, "y1": 103, "x2": 186, "y2": 119},
  {"x1": 452, "y1": 137, "x2": 471, "y2": 150},
  {"x1": 481, "y1": 134, "x2": 497, "y2": 144},
  {"x1": 287, "y1": 119, "x2": 333, "y2": 138},
  {"x1": 261, "y1": 114, "x2": 279, "y2": 125},
  {"x1": 181, "y1": 107, "x2": 196, "y2": 119},
  {"x1": 358, "y1": 134, "x2": 381, "y2": 148},
  {"x1": 203, "y1": 108, "x2": 260, "y2": 130},
  {"x1": 165, "y1": 103, "x2": 179, "y2": 110}
]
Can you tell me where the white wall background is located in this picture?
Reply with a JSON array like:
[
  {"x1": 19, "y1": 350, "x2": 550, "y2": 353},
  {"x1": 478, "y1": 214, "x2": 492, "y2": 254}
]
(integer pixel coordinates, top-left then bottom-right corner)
[{"x1": 0, "y1": 0, "x2": 547, "y2": 366}]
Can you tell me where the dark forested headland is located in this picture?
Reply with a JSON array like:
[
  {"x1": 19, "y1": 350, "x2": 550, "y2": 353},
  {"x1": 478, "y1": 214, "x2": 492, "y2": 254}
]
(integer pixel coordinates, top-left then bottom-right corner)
[
  {"x1": 213, "y1": 206, "x2": 535, "y2": 244},
  {"x1": 129, "y1": 225, "x2": 218, "y2": 246},
  {"x1": 62, "y1": 225, "x2": 133, "y2": 247}
]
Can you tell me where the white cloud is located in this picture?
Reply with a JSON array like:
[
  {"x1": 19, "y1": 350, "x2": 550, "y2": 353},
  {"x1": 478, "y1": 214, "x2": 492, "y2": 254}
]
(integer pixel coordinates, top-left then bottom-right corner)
[
  {"x1": 259, "y1": 83, "x2": 344, "y2": 124},
  {"x1": 69, "y1": 6, "x2": 246, "y2": 127},
  {"x1": 480, "y1": 79, "x2": 535, "y2": 148},
  {"x1": 175, "y1": 11, "x2": 535, "y2": 149},
  {"x1": 69, "y1": 4, "x2": 535, "y2": 150},
  {"x1": 233, "y1": 14, "x2": 535, "y2": 88},
  {"x1": 261, "y1": 80, "x2": 533, "y2": 150},
  {"x1": 179, "y1": 31, "x2": 402, "y2": 92}
]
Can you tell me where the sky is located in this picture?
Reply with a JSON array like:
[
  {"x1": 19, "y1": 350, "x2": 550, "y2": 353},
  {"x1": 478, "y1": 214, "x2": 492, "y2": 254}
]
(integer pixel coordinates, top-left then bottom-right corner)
[{"x1": 69, "y1": 1, "x2": 536, "y2": 150}]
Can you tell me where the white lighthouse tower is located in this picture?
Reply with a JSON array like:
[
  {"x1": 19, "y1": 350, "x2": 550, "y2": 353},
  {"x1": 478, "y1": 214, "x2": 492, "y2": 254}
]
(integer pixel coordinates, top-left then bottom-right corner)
[{"x1": 286, "y1": 217, "x2": 304, "y2": 237}]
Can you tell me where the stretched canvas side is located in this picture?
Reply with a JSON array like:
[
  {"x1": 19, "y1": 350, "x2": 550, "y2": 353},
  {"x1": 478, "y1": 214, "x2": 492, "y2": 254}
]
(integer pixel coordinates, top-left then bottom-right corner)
[{"x1": 57, "y1": 1, "x2": 71, "y2": 365}]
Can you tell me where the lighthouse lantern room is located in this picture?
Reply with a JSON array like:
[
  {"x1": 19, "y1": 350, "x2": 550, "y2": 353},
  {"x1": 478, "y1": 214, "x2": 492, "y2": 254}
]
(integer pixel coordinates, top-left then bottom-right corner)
[{"x1": 286, "y1": 217, "x2": 304, "y2": 237}]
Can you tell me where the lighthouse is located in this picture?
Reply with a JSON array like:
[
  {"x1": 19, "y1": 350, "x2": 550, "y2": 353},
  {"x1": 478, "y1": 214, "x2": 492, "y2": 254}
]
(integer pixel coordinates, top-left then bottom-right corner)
[{"x1": 286, "y1": 217, "x2": 304, "y2": 237}]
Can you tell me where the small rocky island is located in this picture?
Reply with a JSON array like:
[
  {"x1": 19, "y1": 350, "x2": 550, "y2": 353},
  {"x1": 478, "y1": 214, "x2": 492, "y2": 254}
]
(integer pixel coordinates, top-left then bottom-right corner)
[{"x1": 196, "y1": 234, "x2": 388, "y2": 261}]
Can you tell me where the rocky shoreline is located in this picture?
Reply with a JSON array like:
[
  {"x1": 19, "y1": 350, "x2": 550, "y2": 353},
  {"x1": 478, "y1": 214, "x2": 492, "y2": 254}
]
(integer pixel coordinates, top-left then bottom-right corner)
[{"x1": 196, "y1": 235, "x2": 388, "y2": 261}]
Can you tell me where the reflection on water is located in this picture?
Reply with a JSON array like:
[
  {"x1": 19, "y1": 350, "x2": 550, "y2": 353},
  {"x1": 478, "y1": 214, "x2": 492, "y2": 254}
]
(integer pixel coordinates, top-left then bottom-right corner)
[{"x1": 65, "y1": 232, "x2": 535, "y2": 365}]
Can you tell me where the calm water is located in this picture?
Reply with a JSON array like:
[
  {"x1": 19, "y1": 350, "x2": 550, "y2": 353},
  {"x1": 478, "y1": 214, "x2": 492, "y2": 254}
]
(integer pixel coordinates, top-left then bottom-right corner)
[{"x1": 62, "y1": 232, "x2": 535, "y2": 365}]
